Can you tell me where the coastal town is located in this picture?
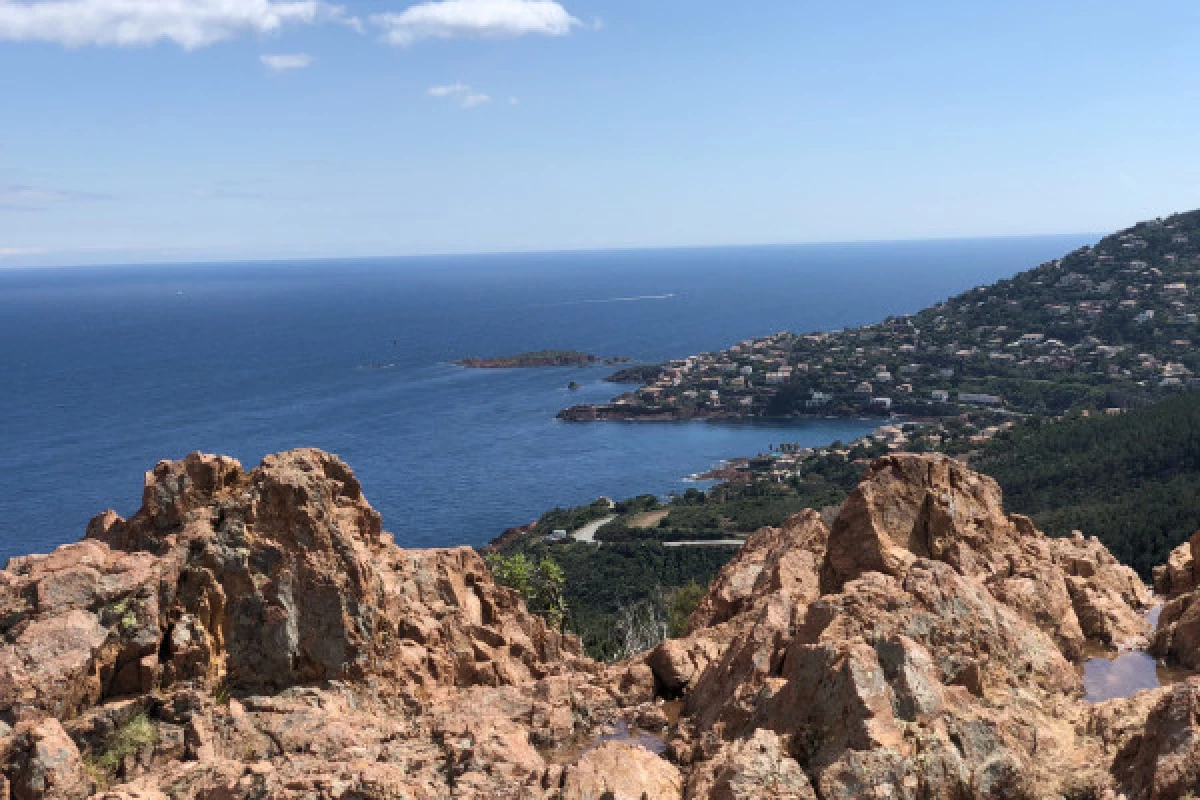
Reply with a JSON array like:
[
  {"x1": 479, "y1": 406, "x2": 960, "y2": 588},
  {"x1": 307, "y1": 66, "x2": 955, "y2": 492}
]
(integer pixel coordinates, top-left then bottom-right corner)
[{"x1": 560, "y1": 210, "x2": 1200, "y2": 421}]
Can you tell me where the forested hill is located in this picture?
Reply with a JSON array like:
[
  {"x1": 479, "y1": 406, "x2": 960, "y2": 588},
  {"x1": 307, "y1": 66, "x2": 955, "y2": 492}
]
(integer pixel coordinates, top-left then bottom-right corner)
[
  {"x1": 570, "y1": 209, "x2": 1200, "y2": 419},
  {"x1": 974, "y1": 390, "x2": 1200, "y2": 578}
]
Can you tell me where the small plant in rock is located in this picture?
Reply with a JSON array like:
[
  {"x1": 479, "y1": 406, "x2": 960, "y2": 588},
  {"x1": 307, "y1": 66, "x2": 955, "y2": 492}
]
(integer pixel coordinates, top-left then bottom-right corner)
[{"x1": 85, "y1": 711, "x2": 159, "y2": 787}]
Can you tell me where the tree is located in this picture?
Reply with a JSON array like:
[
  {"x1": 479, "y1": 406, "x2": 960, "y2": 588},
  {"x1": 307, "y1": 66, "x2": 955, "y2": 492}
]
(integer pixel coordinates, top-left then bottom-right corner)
[{"x1": 484, "y1": 553, "x2": 568, "y2": 630}]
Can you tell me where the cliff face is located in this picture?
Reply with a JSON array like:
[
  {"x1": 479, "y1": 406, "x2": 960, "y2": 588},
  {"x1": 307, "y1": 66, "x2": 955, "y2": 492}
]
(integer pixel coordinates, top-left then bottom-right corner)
[{"x1": 1, "y1": 450, "x2": 1199, "y2": 799}]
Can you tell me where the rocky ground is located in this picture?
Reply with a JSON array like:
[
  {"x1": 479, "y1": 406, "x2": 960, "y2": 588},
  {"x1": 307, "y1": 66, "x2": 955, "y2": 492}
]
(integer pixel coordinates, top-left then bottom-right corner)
[{"x1": 3, "y1": 449, "x2": 1200, "y2": 798}]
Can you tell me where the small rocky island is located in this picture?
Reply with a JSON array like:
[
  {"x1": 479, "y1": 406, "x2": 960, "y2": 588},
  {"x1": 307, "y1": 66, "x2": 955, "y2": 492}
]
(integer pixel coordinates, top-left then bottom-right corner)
[{"x1": 456, "y1": 349, "x2": 629, "y2": 368}]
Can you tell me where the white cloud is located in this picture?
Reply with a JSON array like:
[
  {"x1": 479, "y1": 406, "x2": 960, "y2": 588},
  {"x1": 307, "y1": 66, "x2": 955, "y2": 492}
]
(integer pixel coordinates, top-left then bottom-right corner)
[
  {"x1": 427, "y1": 82, "x2": 491, "y2": 108},
  {"x1": 427, "y1": 82, "x2": 469, "y2": 97},
  {"x1": 260, "y1": 52, "x2": 312, "y2": 70},
  {"x1": 0, "y1": 0, "x2": 339, "y2": 49},
  {"x1": 0, "y1": 247, "x2": 45, "y2": 257},
  {"x1": 374, "y1": 0, "x2": 577, "y2": 46}
]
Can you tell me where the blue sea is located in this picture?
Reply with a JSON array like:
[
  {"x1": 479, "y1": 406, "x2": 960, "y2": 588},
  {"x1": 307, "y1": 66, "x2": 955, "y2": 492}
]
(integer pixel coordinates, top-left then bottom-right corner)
[{"x1": 0, "y1": 235, "x2": 1092, "y2": 563}]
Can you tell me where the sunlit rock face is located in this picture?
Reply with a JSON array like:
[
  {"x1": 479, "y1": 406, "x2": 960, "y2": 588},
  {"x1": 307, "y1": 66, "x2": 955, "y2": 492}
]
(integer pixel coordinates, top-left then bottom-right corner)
[{"x1": 0, "y1": 449, "x2": 1197, "y2": 799}]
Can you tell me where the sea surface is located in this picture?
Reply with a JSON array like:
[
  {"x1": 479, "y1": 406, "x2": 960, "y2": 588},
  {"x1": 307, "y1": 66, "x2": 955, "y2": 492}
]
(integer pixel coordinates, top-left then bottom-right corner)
[{"x1": 0, "y1": 235, "x2": 1092, "y2": 563}]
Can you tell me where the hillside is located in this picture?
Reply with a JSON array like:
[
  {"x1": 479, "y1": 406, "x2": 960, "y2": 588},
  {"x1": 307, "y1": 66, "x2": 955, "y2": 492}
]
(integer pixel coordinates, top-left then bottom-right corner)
[
  {"x1": 562, "y1": 209, "x2": 1200, "y2": 420},
  {"x1": 974, "y1": 390, "x2": 1200, "y2": 578},
  {"x1": 699, "y1": 390, "x2": 1200, "y2": 581}
]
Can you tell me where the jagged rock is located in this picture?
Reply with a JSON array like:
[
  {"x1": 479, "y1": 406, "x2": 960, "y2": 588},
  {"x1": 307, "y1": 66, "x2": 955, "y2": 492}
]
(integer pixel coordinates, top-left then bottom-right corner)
[
  {"x1": 689, "y1": 510, "x2": 828, "y2": 631},
  {"x1": 663, "y1": 454, "x2": 1157, "y2": 799},
  {"x1": 4, "y1": 718, "x2": 89, "y2": 800},
  {"x1": 1153, "y1": 531, "x2": 1200, "y2": 598},
  {"x1": 0, "y1": 449, "x2": 1190, "y2": 798},
  {"x1": 1151, "y1": 592, "x2": 1200, "y2": 669},
  {"x1": 0, "y1": 449, "x2": 607, "y2": 798},
  {"x1": 562, "y1": 741, "x2": 682, "y2": 800},
  {"x1": 820, "y1": 455, "x2": 1150, "y2": 655},
  {"x1": 647, "y1": 511, "x2": 827, "y2": 697},
  {"x1": 1111, "y1": 678, "x2": 1200, "y2": 800},
  {"x1": 685, "y1": 730, "x2": 816, "y2": 799}
]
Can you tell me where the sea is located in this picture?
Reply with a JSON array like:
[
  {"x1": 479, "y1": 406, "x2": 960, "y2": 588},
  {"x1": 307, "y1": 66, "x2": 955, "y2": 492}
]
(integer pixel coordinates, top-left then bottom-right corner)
[{"x1": 0, "y1": 235, "x2": 1093, "y2": 564}]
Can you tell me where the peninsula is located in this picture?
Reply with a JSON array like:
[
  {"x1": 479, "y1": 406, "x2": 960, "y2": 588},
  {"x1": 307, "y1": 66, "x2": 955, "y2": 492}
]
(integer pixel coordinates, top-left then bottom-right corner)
[
  {"x1": 560, "y1": 210, "x2": 1200, "y2": 422},
  {"x1": 456, "y1": 349, "x2": 629, "y2": 368}
]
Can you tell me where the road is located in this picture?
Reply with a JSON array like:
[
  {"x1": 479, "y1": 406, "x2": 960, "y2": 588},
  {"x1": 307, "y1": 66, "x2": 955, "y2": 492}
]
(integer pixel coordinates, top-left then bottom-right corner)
[{"x1": 571, "y1": 515, "x2": 617, "y2": 543}]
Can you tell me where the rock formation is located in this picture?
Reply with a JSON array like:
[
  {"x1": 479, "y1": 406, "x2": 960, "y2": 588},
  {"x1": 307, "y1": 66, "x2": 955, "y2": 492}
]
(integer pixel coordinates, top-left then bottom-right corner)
[
  {"x1": 0, "y1": 449, "x2": 654, "y2": 798},
  {"x1": 3, "y1": 449, "x2": 1200, "y2": 798}
]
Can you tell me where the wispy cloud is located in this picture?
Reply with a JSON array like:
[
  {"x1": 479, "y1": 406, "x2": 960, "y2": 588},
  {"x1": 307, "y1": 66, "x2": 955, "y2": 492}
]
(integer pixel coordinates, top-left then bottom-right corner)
[
  {"x1": 260, "y1": 53, "x2": 312, "y2": 71},
  {"x1": 0, "y1": 246, "x2": 45, "y2": 257},
  {"x1": 0, "y1": 0, "x2": 341, "y2": 49},
  {"x1": 427, "y1": 82, "x2": 492, "y2": 108},
  {"x1": 374, "y1": 0, "x2": 577, "y2": 46},
  {"x1": 0, "y1": 183, "x2": 107, "y2": 211}
]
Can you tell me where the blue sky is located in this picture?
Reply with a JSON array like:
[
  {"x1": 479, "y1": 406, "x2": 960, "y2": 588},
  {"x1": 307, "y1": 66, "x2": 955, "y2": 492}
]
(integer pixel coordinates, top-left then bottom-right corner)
[{"x1": 1, "y1": 0, "x2": 1198, "y2": 267}]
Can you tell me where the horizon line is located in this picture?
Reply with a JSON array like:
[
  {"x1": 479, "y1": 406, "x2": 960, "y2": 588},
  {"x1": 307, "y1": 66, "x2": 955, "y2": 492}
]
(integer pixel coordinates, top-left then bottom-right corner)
[{"x1": 0, "y1": 230, "x2": 1103, "y2": 272}]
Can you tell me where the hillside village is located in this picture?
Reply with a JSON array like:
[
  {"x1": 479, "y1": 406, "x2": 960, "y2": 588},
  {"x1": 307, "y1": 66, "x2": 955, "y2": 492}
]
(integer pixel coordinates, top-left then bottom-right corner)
[{"x1": 560, "y1": 210, "x2": 1200, "y2": 421}]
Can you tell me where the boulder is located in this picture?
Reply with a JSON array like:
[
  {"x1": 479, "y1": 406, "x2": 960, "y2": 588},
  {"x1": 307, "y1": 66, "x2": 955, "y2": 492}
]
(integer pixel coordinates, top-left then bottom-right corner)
[
  {"x1": 563, "y1": 741, "x2": 682, "y2": 800},
  {"x1": 5, "y1": 719, "x2": 88, "y2": 800}
]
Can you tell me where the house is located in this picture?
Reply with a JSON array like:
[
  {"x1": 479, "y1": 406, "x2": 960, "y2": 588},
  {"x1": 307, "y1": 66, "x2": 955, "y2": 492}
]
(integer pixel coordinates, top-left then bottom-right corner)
[
  {"x1": 958, "y1": 393, "x2": 1002, "y2": 406},
  {"x1": 807, "y1": 391, "x2": 833, "y2": 408},
  {"x1": 546, "y1": 530, "x2": 569, "y2": 542},
  {"x1": 853, "y1": 381, "x2": 874, "y2": 395},
  {"x1": 930, "y1": 390, "x2": 950, "y2": 402},
  {"x1": 870, "y1": 397, "x2": 894, "y2": 410}
]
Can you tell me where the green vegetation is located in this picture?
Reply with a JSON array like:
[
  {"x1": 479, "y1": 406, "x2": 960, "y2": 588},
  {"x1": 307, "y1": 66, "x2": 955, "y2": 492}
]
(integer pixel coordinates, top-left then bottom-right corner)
[
  {"x1": 605, "y1": 363, "x2": 667, "y2": 384},
  {"x1": 84, "y1": 711, "x2": 158, "y2": 787},
  {"x1": 528, "y1": 497, "x2": 615, "y2": 537},
  {"x1": 483, "y1": 552, "x2": 568, "y2": 629},
  {"x1": 457, "y1": 350, "x2": 623, "y2": 368},
  {"x1": 667, "y1": 580, "x2": 707, "y2": 637},
  {"x1": 490, "y1": 530, "x2": 734, "y2": 661},
  {"x1": 597, "y1": 483, "x2": 823, "y2": 543},
  {"x1": 973, "y1": 390, "x2": 1200, "y2": 578}
]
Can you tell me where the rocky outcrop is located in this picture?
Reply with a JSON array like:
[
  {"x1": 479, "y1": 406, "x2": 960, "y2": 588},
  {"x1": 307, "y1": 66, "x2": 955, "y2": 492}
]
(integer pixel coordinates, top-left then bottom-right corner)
[
  {"x1": 0, "y1": 449, "x2": 661, "y2": 798},
  {"x1": 562, "y1": 741, "x2": 682, "y2": 799},
  {"x1": 648, "y1": 454, "x2": 1172, "y2": 799},
  {"x1": 3, "y1": 449, "x2": 1198, "y2": 798},
  {"x1": 1152, "y1": 532, "x2": 1200, "y2": 598},
  {"x1": 1110, "y1": 678, "x2": 1200, "y2": 800}
]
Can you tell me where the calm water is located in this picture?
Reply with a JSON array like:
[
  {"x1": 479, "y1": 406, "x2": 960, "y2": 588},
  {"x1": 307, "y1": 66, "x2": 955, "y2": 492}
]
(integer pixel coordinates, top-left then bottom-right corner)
[
  {"x1": 1082, "y1": 605, "x2": 1184, "y2": 702},
  {"x1": 0, "y1": 236, "x2": 1091, "y2": 562}
]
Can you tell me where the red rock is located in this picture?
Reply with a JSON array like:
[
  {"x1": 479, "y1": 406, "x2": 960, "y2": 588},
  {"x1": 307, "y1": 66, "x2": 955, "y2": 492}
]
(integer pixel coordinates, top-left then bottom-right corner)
[
  {"x1": 5, "y1": 719, "x2": 88, "y2": 800},
  {"x1": 0, "y1": 449, "x2": 1188, "y2": 799},
  {"x1": 563, "y1": 741, "x2": 682, "y2": 799}
]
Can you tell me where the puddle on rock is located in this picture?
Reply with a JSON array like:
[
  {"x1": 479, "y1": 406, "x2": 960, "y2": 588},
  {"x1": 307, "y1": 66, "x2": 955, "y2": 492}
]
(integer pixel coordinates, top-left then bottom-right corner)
[
  {"x1": 542, "y1": 719, "x2": 670, "y2": 766},
  {"x1": 1082, "y1": 603, "x2": 1188, "y2": 703}
]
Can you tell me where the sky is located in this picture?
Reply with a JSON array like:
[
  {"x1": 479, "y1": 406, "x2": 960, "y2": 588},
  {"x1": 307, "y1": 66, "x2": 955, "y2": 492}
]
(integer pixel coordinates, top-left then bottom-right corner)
[{"x1": 1, "y1": 0, "x2": 1198, "y2": 267}]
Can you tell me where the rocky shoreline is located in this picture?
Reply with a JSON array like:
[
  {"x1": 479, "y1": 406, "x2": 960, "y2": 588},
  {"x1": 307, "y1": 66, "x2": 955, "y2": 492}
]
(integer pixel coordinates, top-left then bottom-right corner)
[
  {"x1": 456, "y1": 351, "x2": 629, "y2": 369},
  {"x1": 3, "y1": 449, "x2": 1200, "y2": 798}
]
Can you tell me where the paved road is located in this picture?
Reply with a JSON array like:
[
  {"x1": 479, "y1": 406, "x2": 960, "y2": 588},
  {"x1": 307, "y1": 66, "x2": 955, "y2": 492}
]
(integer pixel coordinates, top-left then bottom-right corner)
[
  {"x1": 662, "y1": 540, "x2": 745, "y2": 548},
  {"x1": 571, "y1": 515, "x2": 617, "y2": 543}
]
